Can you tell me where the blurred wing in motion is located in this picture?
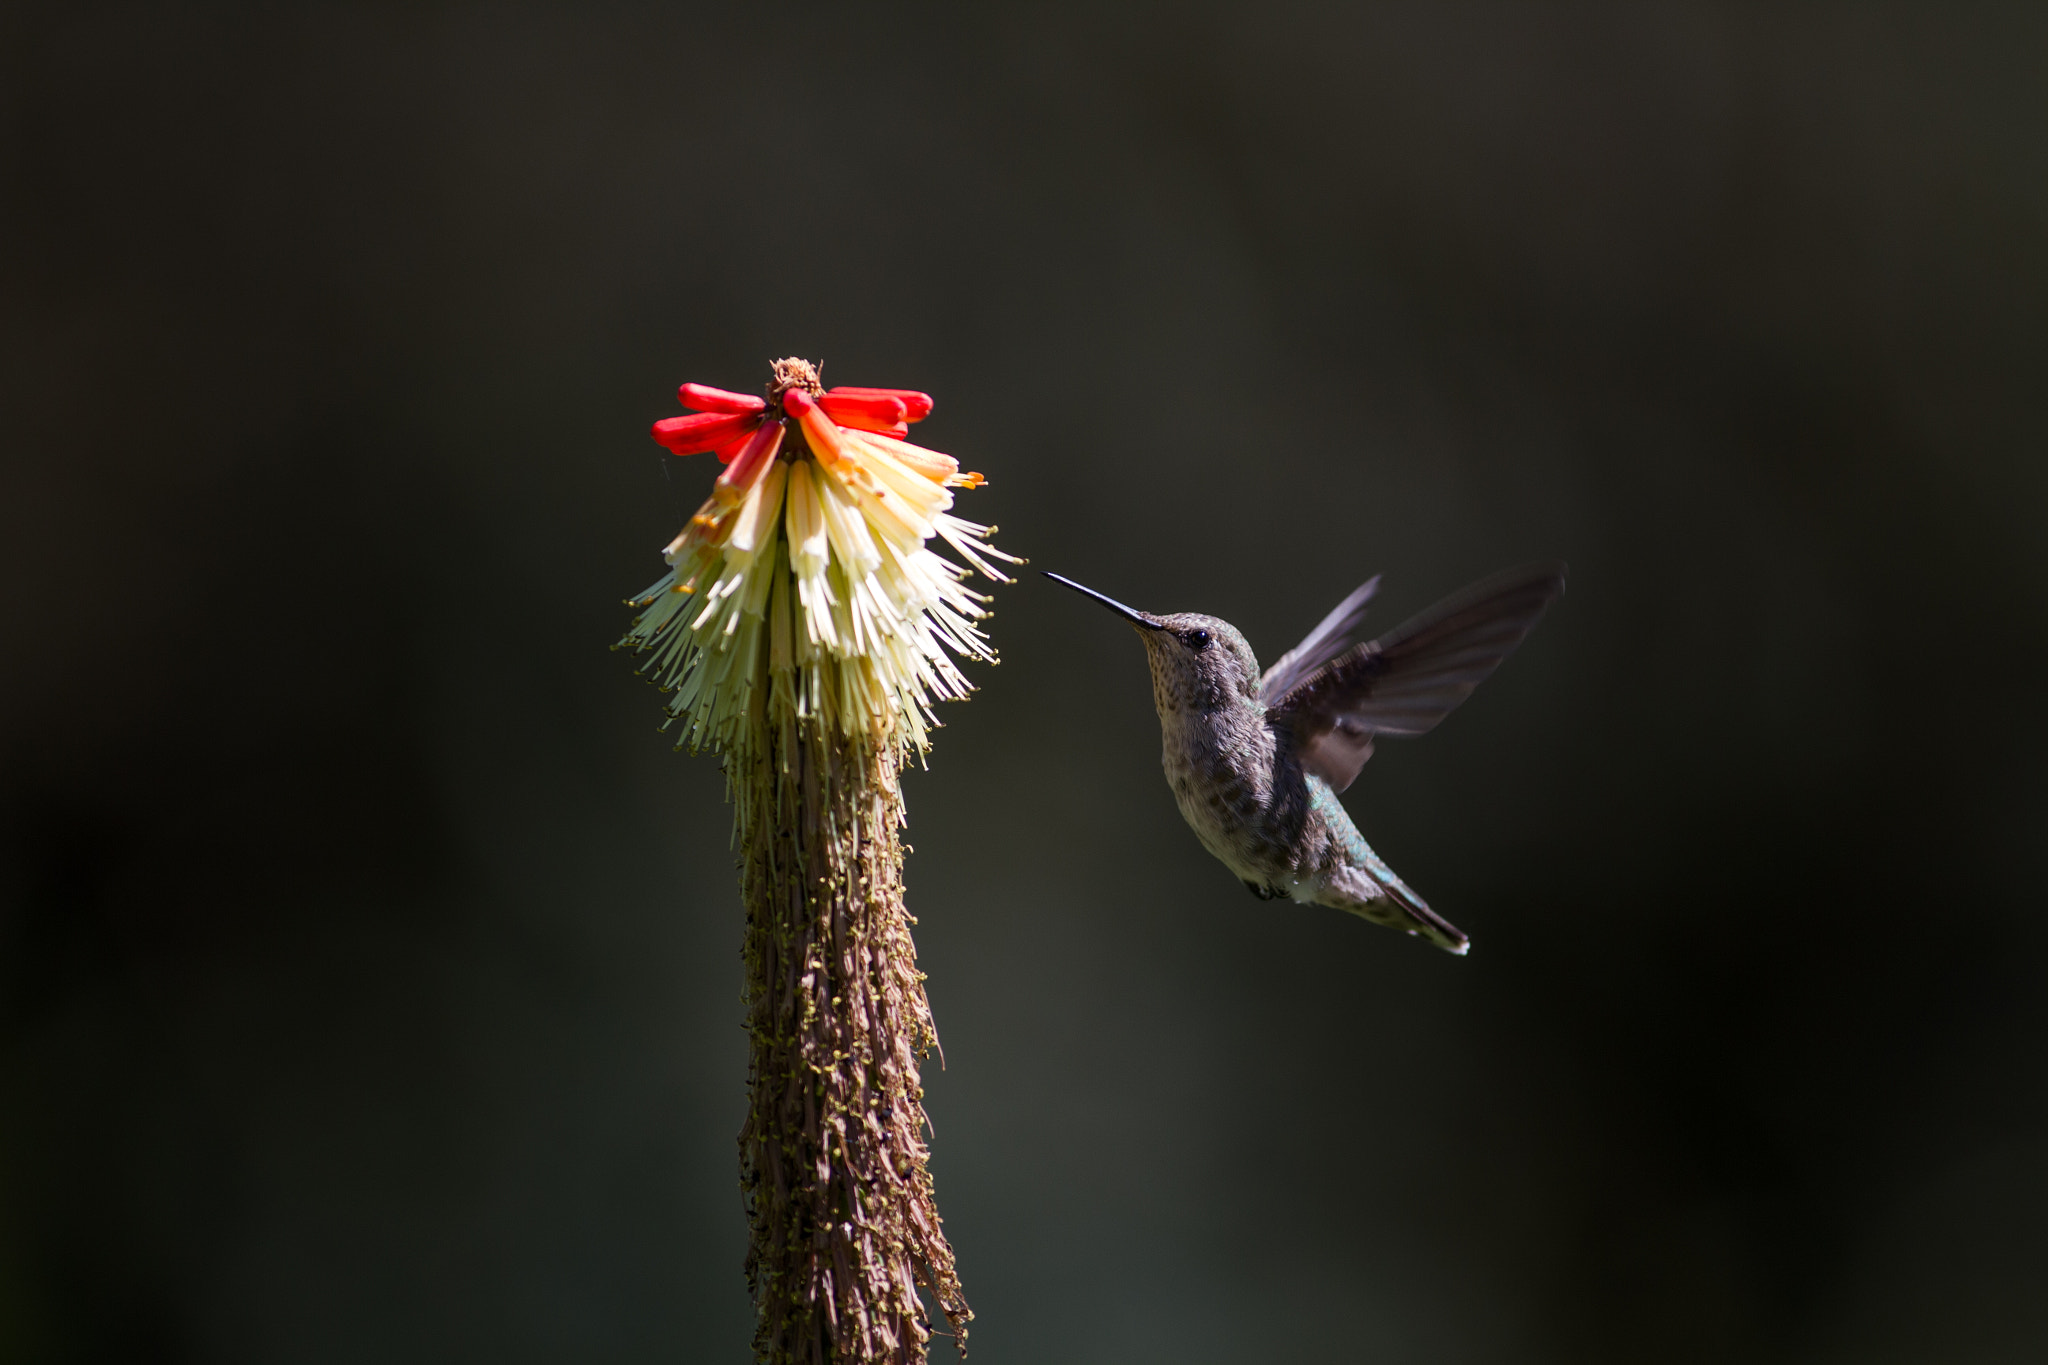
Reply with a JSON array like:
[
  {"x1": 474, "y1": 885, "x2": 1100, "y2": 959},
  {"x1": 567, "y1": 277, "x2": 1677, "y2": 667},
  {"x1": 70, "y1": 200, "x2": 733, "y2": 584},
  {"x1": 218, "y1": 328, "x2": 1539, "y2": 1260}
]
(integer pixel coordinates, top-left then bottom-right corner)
[
  {"x1": 1270, "y1": 562, "x2": 1567, "y2": 792},
  {"x1": 1258, "y1": 574, "x2": 1382, "y2": 702}
]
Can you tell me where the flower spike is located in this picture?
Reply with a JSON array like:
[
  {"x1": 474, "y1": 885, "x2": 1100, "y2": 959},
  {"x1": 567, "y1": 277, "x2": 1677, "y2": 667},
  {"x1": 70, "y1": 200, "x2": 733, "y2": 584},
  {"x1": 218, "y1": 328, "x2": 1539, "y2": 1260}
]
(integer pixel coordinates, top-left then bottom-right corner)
[
  {"x1": 619, "y1": 356, "x2": 994, "y2": 1361},
  {"x1": 623, "y1": 359, "x2": 1014, "y2": 760}
]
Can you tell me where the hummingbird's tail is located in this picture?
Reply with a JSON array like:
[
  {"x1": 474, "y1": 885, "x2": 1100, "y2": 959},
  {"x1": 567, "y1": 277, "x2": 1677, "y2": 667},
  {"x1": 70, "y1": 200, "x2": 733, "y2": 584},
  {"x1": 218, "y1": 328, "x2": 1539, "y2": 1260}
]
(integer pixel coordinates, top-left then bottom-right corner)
[{"x1": 1318, "y1": 863, "x2": 1470, "y2": 956}]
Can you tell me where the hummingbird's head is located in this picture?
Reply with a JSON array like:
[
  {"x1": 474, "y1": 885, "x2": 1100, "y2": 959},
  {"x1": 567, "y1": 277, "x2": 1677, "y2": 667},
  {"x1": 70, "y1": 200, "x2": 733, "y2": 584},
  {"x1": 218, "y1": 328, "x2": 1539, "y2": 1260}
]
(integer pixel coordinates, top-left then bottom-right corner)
[{"x1": 1043, "y1": 573, "x2": 1262, "y2": 714}]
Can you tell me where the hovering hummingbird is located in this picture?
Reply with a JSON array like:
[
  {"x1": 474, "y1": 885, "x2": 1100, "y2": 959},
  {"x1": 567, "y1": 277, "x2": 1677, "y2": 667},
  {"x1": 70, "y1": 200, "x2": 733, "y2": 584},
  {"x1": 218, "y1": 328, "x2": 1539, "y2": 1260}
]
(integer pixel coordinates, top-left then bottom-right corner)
[{"x1": 1045, "y1": 562, "x2": 1566, "y2": 954}]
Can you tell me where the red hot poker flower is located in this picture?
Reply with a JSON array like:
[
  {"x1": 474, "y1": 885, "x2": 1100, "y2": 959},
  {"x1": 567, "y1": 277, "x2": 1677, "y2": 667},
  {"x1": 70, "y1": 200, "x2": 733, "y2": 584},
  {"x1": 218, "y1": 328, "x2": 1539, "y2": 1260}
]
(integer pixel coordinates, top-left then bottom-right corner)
[
  {"x1": 620, "y1": 355, "x2": 997, "y2": 1364},
  {"x1": 626, "y1": 358, "x2": 1012, "y2": 755}
]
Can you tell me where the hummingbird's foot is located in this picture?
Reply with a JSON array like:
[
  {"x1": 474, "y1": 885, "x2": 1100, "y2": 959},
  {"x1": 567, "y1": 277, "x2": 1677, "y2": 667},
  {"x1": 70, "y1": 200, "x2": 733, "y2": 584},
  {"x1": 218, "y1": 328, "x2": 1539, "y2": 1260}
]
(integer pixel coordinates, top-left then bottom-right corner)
[{"x1": 1241, "y1": 879, "x2": 1288, "y2": 901}]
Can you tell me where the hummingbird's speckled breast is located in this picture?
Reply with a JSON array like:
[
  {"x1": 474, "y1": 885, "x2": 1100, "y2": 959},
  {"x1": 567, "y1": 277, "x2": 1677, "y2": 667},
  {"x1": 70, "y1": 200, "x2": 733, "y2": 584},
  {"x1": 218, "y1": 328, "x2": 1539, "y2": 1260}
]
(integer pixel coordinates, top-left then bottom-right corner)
[{"x1": 1142, "y1": 620, "x2": 1340, "y2": 897}]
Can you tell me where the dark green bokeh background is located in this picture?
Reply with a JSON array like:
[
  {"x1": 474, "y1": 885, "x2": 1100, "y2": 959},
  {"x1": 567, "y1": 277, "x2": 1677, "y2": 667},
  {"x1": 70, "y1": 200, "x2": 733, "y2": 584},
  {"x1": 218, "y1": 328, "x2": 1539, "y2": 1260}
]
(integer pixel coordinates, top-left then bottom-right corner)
[{"x1": 5, "y1": 4, "x2": 2046, "y2": 1361}]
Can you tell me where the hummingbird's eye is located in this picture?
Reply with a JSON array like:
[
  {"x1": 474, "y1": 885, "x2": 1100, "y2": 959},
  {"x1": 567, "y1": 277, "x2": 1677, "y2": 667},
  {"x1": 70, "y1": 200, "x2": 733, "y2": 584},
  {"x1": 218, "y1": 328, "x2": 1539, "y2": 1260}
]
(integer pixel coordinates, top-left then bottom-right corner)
[{"x1": 1184, "y1": 629, "x2": 1211, "y2": 651}]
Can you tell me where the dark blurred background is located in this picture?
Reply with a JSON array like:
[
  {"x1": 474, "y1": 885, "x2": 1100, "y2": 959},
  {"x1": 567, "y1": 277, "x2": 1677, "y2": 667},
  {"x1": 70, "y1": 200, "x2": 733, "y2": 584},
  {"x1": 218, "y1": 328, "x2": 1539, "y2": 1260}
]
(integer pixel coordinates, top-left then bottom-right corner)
[{"x1": 4, "y1": 3, "x2": 2046, "y2": 1361}]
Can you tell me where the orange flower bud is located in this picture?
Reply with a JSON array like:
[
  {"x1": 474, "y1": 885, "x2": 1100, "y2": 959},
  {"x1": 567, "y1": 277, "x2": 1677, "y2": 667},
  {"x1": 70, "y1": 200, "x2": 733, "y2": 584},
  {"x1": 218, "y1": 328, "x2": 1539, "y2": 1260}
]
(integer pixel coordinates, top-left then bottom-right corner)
[
  {"x1": 781, "y1": 388, "x2": 851, "y2": 468},
  {"x1": 713, "y1": 419, "x2": 786, "y2": 505}
]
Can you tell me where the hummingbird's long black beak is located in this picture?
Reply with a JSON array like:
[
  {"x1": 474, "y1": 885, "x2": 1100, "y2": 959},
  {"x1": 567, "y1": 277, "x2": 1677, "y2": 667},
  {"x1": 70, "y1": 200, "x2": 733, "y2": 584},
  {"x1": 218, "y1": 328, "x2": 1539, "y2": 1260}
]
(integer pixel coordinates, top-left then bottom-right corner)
[{"x1": 1043, "y1": 572, "x2": 1164, "y2": 629}]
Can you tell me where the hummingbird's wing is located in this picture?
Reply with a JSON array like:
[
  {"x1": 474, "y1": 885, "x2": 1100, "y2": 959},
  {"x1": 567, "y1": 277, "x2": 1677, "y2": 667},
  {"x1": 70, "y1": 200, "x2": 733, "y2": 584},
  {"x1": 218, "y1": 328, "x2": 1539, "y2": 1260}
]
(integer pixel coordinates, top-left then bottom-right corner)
[
  {"x1": 1257, "y1": 574, "x2": 1382, "y2": 702},
  {"x1": 1269, "y1": 561, "x2": 1567, "y2": 793}
]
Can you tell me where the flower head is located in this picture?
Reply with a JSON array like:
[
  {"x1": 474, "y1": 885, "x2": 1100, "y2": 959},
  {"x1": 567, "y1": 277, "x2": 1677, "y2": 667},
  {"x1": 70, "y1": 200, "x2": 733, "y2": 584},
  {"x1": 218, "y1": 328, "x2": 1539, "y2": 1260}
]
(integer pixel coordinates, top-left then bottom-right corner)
[{"x1": 621, "y1": 358, "x2": 1017, "y2": 758}]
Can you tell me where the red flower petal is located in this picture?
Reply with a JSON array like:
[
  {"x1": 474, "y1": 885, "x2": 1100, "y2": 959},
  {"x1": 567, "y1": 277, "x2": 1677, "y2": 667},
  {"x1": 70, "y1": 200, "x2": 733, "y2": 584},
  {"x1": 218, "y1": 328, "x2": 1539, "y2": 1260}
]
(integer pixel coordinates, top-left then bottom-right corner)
[
  {"x1": 713, "y1": 432, "x2": 753, "y2": 464},
  {"x1": 826, "y1": 386, "x2": 934, "y2": 422},
  {"x1": 818, "y1": 401, "x2": 908, "y2": 436},
  {"x1": 818, "y1": 392, "x2": 906, "y2": 429},
  {"x1": 781, "y1": 389, "x2": 850, "y2": 467},
  {"x1": 677, "y1": 383, "x2": 767, "y2": 416},
  {"x1": 833, "y1": 414, "x2": 905, "y2": 434},
  {"x1": 715, "y1": 419, "x2": 787, "y2": 503},
  {"x1": 652, "y1": 411, "x2": 759, "y2": 455}
]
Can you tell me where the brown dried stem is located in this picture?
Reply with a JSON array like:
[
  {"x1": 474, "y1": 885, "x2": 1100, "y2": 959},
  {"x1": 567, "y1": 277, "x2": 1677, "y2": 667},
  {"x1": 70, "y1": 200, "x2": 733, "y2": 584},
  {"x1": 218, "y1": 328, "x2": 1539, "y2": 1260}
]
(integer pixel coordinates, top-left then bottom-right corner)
[{"x1": 736, "y1": 706, "x2": 971, "y2": 1363}]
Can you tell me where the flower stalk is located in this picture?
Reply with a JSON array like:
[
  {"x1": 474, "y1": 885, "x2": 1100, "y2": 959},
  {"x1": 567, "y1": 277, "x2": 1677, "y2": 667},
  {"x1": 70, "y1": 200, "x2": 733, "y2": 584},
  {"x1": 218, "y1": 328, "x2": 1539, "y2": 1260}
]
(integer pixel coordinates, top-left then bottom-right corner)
[{"x1": 620, "y1": 358, "x2": 1014, "y2": 1361}]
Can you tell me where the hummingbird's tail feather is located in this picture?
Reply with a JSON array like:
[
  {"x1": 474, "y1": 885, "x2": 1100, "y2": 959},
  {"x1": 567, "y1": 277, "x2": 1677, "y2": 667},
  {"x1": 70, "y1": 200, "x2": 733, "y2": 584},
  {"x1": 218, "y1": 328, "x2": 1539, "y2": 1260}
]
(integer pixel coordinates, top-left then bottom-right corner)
[{"x1": 1317, "y1": 864, "x2": 1470, "y2": 955}]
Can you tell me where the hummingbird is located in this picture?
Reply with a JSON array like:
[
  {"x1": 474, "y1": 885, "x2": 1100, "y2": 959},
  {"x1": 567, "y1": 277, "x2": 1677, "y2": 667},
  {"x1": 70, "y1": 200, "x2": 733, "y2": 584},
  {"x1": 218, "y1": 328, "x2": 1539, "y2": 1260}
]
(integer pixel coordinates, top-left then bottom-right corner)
[{"x1": 1045, "y1": 562, "x2": 1566, "y2": 954}]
